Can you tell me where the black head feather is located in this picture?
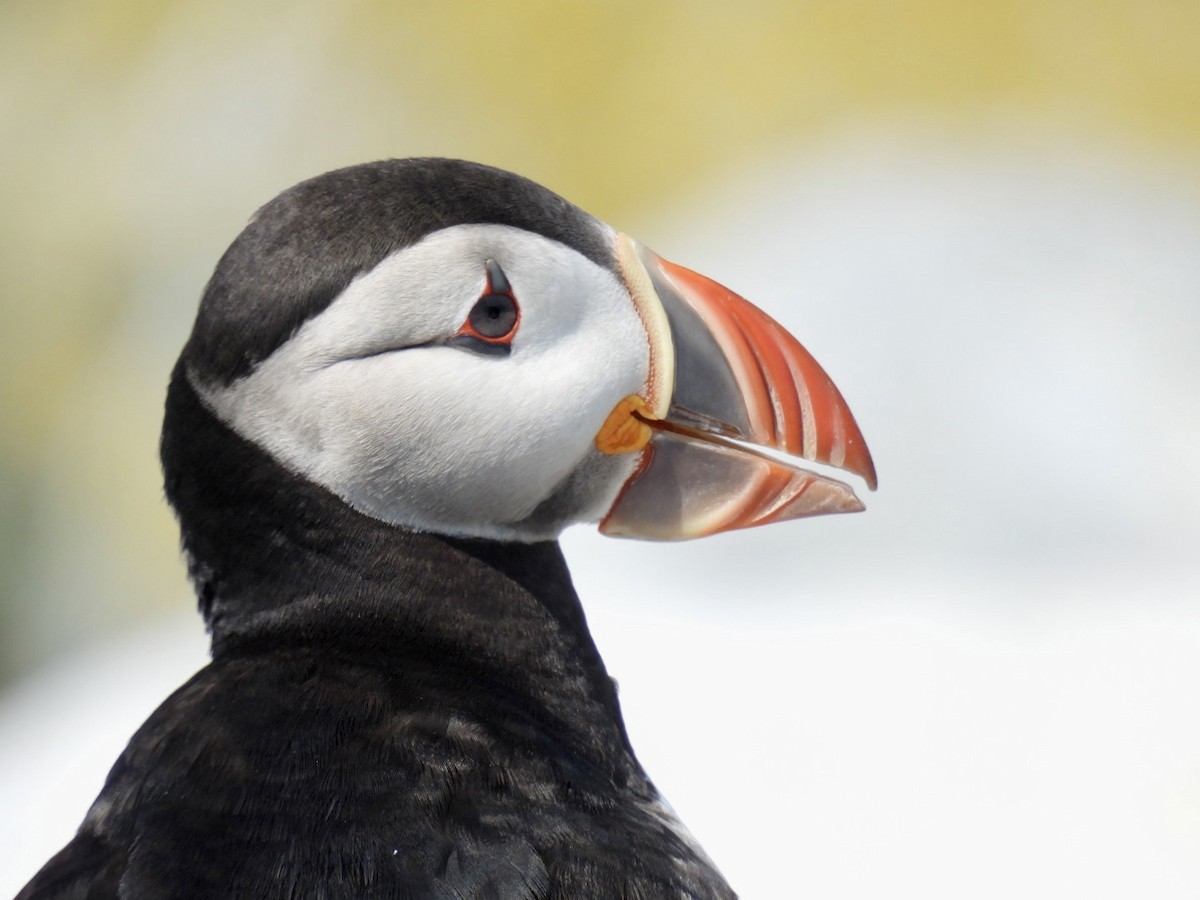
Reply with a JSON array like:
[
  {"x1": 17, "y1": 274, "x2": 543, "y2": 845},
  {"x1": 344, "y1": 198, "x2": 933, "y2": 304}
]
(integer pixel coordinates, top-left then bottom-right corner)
[{"x1": 184, "y1": 158, "x2": 612, "y2": 386}]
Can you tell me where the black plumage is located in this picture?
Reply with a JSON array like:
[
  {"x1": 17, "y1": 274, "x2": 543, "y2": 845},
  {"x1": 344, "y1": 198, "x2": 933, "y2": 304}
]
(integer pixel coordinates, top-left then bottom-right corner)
[
  {"x1": 20, "y1": 160, "x2": 737, "y2": 899},
  {"x1": 22, "y1": 373, "x2": 734, "y2": 898}
]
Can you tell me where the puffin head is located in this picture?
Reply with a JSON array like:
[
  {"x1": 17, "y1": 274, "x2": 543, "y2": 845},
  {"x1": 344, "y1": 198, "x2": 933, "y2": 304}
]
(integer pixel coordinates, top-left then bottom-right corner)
[{"x1": 169, "y1": 158, "x2": 875, "y2": 545}]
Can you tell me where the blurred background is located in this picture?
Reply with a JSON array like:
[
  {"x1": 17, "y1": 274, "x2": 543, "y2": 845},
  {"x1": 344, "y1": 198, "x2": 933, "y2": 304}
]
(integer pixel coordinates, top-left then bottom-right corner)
[{"x1": 2, "y1": 2, "x2": 1198, "y2": 896}]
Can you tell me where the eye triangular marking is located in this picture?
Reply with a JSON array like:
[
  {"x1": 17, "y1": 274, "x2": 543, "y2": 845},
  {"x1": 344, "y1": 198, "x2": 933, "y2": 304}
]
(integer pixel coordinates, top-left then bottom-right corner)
[
  {"x1": 485, "y1": 258, "x2": 512, "y2": 295},
  {"x1": 450, "y1": 258, "x2": 521, "y2": 355}
]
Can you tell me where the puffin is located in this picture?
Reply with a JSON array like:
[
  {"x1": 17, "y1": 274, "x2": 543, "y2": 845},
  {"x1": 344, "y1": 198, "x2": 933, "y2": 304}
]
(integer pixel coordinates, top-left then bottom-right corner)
[{"x1": 18, "y1": 159, "x2": 876, "y2": 899}]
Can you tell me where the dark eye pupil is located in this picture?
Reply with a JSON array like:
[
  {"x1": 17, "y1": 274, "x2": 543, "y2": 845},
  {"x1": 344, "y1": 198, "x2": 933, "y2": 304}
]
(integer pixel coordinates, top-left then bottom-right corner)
[{"x1": 470, "y1": 293, "x2": 517, "y2": 338}]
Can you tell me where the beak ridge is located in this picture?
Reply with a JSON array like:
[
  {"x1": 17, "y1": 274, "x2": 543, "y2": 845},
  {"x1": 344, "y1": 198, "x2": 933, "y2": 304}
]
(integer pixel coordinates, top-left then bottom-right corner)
[
  {"x1": 599, "y1": 235, "x2": 875, "y2": 541},
  {"x1": 652, "y1": 254, "x2": 877, "y2": 491}
]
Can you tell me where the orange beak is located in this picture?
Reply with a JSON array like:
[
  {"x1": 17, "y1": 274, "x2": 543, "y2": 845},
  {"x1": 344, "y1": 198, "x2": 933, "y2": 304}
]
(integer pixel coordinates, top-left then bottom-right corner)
[{"x1": 597, "y1": 235, "x2": 876, "y2": 541}]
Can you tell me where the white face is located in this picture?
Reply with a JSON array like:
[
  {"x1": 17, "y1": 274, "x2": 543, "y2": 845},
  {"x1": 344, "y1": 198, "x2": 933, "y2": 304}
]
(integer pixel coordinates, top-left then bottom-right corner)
[{"x1": 194, "y1": 223, "x2": 650, "y2": 541}]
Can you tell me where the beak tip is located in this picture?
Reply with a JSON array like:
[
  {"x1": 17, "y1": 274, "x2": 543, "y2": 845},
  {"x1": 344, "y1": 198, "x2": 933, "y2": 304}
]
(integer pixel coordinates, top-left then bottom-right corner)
[
  {"x1": 840, "y1": 436, "x2": 877, "y2": 492},
  {"x1": 863, "y1": 466, "x2": 879, "y2": 493}
]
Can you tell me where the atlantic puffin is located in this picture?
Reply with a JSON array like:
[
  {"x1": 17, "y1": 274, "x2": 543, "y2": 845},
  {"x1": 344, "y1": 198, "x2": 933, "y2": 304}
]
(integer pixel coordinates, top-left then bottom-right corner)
[{"x1": 19, "y1": 159, "x2": 875, "y2": 899}]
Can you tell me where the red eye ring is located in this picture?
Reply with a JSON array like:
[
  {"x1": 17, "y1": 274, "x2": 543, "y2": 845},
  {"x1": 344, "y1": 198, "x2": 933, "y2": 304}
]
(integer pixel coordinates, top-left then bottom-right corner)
[{"x1": 455, "y1": 259, "x2": 520, "y2": 347}]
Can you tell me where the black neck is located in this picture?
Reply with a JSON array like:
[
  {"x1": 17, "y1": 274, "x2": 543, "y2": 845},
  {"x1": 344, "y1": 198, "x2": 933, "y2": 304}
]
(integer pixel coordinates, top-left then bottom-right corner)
[{"x1": 161, "y1": 365, "x2": 637, "y2": 774}]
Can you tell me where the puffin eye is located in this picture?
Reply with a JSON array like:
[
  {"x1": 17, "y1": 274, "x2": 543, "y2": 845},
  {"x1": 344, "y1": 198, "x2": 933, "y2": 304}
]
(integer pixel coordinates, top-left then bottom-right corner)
[
  {"x1": 450, "y1": 259, "x2": 521, "y2": 354},
  {"x1": 468, "y1": 293, "x2": 518, "y2": 339}
]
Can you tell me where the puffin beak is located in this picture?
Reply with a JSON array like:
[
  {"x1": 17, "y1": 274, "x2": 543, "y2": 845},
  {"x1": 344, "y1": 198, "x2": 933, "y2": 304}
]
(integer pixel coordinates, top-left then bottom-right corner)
[{"x1": 596, "y1": 234, "x2": 877, "y2": 541}]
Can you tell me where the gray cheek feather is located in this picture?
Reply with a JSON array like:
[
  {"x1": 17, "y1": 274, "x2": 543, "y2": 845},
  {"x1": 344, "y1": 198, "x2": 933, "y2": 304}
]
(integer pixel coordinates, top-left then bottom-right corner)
[{"x1": 514, "y1": 450, "x2": 642, "y2": 538}]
